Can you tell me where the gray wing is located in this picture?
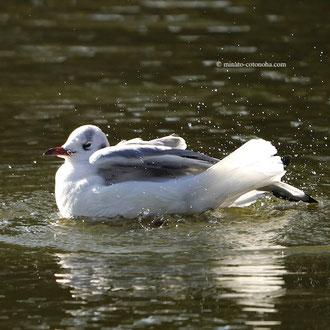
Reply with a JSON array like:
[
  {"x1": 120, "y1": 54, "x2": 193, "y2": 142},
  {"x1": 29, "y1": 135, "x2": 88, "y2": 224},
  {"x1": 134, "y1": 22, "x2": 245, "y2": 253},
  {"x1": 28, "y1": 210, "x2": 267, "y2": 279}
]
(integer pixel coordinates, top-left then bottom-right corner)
[
  {"x1": 90, "y1": 144, "x2": 219, "y2": 184},
  {"x1": 116, "y1": 134, "x2": 187, "y2": 149}
]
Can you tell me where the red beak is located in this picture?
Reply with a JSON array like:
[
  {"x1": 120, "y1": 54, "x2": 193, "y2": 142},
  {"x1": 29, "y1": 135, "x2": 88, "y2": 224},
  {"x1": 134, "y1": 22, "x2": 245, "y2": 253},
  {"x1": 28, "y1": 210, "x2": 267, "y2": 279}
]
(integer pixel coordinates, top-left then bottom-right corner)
[{"x1": 43, "y1": 147, "x2": 70, "y2": 156}]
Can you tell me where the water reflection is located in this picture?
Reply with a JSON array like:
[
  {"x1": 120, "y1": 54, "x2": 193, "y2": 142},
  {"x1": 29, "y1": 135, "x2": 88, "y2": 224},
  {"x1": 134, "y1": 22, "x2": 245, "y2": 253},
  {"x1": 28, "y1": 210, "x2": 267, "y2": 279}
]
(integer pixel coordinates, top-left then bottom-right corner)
[
  {"x1": 214, "y1": 251, "x2": 285, "y2": 327},
  {"x1": 53, "y1": 213, "x2": 289, "y2": 327},
  {"x1": 0, "y1": 0, "x2": 329, "y2": 328},
  {"x1": 54, "y1": 249, "x2": 287, "y2": 327}
]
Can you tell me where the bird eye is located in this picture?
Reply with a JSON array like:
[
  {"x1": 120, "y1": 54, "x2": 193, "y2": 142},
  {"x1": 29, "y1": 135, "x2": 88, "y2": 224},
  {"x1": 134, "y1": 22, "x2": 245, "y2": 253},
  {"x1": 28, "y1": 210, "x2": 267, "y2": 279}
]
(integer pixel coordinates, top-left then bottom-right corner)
[{"x1": 83, "y1": 142, "x2": 92, "y2": 150}]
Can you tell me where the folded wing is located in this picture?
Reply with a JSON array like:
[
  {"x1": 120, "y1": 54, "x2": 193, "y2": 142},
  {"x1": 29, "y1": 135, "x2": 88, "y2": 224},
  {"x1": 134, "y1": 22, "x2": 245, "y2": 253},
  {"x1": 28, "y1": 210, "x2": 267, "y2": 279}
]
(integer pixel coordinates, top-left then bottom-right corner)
[
  {"x1": 115, "y1": 134, "x2": 187, "y2": 149},
  {"x1": 90, "y1": 137, "x2": 219, "y2": 184}
]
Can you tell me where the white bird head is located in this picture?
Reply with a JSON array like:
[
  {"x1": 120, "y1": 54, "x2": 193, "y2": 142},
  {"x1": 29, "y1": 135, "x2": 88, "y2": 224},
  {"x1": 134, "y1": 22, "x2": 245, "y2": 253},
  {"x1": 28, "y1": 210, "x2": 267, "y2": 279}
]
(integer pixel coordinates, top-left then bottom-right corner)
[{"x1": 44, "y1": 125, "x2": 110, "y2": 162}]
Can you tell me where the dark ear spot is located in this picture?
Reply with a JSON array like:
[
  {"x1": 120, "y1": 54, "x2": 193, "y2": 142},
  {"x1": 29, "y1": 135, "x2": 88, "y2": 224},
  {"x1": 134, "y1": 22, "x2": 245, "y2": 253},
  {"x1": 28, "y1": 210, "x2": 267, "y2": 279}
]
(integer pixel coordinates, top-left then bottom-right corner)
[{"x1": 99, "y1": 144, "x2": 107, "y2": 149}]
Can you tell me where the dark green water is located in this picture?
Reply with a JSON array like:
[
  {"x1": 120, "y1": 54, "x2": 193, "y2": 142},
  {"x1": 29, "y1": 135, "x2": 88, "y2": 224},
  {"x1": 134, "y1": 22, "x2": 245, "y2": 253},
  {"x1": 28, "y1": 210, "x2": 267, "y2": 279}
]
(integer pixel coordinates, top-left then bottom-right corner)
[{"x1": 0, "y1": 0, "x2": 329, "y2": 328}]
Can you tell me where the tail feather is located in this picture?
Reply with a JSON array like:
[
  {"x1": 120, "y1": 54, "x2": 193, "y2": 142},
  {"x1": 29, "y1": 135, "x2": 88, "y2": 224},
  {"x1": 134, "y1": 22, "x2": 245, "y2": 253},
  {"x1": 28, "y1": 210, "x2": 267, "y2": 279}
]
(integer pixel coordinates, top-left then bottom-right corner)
[
  {"x1": 229, "y1": 190, "x2": 266, "y2": 207},
  {"x1": 185, "y1": 138, "x2": 317, "y2": 211},
  {"x1": 187, "y1": 139, "x2": 285, "y2": 210},
  {"x1": 219, "y1": 139, "x2": 278, "y2": 168},
  {"x1": 263, "y1": 182, "x2": 318, "y2": 203}
]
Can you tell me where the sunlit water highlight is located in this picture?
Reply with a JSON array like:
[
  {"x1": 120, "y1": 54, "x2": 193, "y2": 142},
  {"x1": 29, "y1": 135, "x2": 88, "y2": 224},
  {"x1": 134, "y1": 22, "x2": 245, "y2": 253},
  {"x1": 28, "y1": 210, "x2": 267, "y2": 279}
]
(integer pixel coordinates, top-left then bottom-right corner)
[{"x1": 0, "y1": 0, "x2": 329, "y2": 328}]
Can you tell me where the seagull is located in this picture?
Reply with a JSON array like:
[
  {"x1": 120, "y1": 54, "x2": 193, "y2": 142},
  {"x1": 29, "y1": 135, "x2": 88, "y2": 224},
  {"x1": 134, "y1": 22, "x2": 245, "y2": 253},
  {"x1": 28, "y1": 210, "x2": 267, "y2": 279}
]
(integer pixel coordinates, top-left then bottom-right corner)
[{"x1": 44, "y1": 125, "x2": 317, "y2": 218}]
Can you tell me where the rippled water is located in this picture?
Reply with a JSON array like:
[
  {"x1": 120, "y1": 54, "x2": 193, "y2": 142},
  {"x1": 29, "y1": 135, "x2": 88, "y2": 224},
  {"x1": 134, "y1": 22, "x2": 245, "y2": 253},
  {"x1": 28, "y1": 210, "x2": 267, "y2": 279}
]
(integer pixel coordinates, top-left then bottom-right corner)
[{"x1": 0, "y1": 0, "x2": 329, "y2": 329}]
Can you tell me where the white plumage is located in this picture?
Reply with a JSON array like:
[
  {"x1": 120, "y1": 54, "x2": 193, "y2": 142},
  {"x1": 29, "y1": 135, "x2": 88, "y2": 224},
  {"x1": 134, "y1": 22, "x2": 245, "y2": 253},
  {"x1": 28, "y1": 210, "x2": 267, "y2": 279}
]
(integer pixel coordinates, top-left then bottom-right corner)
[{"x1": 44, "y1": 125, "x2": 317, "y2": 218}]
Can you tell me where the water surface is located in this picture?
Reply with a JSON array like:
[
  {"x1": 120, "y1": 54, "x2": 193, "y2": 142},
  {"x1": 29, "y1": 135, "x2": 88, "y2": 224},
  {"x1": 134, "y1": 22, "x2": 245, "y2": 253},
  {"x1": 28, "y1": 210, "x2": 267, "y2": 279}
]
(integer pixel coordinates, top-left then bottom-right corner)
[{"x1": 0, "y1": 0, "x2": 329, "y2": 328}]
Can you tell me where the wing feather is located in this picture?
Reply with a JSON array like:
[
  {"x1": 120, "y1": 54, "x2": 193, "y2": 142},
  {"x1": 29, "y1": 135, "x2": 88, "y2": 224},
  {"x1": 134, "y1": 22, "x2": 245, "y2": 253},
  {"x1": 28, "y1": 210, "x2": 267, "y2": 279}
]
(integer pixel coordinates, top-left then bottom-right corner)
[
  {"x1": 116, "y1": 134, "x2": 187, "y2": 149},
  {"x1": 90, "y1": 143, "x2": 219, "y2": 184}
]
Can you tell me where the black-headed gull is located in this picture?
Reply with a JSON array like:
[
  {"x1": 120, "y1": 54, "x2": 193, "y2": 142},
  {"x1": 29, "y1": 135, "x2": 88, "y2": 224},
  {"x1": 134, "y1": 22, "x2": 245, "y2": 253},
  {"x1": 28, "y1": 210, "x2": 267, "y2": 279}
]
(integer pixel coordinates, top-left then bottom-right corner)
[{"x1": 44, "y1": 125, "x2": 317, "y2": 218}]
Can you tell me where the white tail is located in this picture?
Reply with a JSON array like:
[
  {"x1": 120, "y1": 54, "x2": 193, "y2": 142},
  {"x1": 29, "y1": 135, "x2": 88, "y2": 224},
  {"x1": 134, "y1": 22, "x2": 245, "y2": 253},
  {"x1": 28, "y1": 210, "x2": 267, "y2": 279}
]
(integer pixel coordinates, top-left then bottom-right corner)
[{"x1": 185, "y1": 139, "x2": 316, "y2": 211}]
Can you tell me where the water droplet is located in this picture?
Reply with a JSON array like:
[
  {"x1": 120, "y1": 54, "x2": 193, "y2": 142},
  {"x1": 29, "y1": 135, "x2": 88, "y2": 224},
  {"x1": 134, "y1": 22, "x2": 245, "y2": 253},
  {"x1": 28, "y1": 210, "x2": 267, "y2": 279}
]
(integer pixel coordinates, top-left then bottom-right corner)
[{"x1": 143, "y1": 209, "x2": 150, "y2": 216}]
